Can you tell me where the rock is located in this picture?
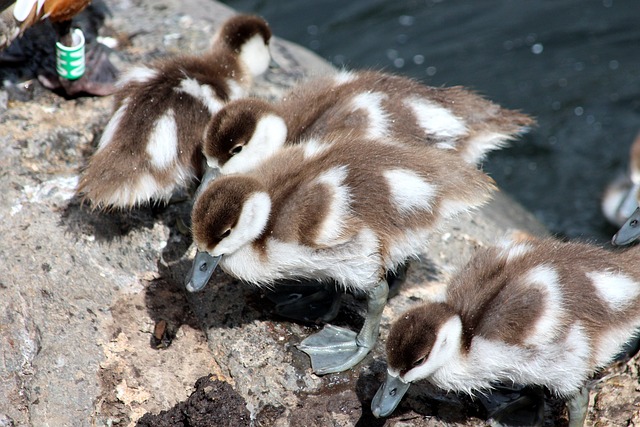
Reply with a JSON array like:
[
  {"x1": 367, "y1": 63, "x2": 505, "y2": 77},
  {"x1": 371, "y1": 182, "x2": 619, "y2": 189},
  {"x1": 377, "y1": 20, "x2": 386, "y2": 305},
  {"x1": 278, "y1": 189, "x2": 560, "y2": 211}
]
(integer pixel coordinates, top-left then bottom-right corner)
[
  {"x1": 135, "y1": 377, "x2": 251, "y2": 427},
  {"x1": 0, "y1": 1, "x2": 636, "y2": 426}
]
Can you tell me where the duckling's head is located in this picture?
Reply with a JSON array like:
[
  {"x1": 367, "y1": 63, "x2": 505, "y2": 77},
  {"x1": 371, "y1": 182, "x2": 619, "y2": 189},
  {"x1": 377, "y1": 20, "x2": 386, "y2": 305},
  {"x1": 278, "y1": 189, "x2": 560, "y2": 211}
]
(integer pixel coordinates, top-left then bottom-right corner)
[
  {"x1": 203, "y1": 99, "x2": 287, "y2": 174},
  {"x1": 186, "y1": 175, "x2": 271, "y2": 292},
  {"x1": 372, "y1": 303, "x2": 461, "y2": 418},
  {"x1": 215, "y1": 14, "x2": 273, "y2": 77}
]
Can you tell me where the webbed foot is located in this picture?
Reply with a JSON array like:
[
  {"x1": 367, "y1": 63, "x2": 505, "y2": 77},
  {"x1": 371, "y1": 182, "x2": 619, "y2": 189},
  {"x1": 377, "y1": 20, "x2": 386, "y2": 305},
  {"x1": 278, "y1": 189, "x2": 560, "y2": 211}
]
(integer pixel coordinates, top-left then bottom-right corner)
[
  {"x1": 298, "y1": 279, "x2": 389, "y2": 374},
  {"x1": 297, "y1": 324, "x2": 370, "y2": 374}
]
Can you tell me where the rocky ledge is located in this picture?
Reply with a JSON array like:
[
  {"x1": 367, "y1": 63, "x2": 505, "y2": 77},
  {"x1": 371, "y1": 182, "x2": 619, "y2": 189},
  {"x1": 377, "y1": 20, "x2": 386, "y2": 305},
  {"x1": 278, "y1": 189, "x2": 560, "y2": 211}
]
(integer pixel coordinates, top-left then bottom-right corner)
[{"x1": 1, "y1": 1, "x2": 638, "y2": 426}]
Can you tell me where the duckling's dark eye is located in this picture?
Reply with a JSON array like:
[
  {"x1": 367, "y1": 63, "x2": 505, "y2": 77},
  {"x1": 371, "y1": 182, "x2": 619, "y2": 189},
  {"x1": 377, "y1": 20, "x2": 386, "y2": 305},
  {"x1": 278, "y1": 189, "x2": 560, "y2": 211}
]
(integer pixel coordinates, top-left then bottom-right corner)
[
  {"x1": 412, "y1": 356, "x2": 426, "y2": 367},
  {"x1": 229, "y1": 144, "x2": 243, "y2": 155},
  {"x1": 220, "y1": 229, "x2": 231, "y2": 239}
]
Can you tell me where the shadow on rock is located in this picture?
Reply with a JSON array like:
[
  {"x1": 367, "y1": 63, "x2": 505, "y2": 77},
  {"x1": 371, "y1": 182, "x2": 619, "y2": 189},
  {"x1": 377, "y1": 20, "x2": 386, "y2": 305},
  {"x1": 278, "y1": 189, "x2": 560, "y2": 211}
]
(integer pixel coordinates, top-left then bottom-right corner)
[
  {"x1": 142, "y1": 211, "x2": 209, "y2": 349},
  {"x1": 143, "y1": 276, "x2": 201, "y2": 349},
  {"x1": 60, "y1": 197, "x2": 159, "y2": 241},
  {"x1": 59, "y1": 191, "x2": 194, "y2": 242},
  {"x1": 147, "y1": 208, "x2": 271, "y2": 343},
  {"x1": 353, "y1": 359, "x2": 388, "y2": 427}
]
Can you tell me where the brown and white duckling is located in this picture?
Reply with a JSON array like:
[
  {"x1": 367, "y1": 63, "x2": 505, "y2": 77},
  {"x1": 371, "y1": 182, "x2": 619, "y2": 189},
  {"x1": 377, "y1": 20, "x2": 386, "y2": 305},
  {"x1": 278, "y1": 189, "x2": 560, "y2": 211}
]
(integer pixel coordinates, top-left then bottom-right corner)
[
  {"x1": 75, "y1": 14, "x2": 272, "y2": 209},
  {"x1": 198, "y1": 69, "x2": 531, "y2": 324},
  {"x1": 604, "y1": 131, "x2": 640, "y2": 245},
  {"x1": 372, "y1": 235, "x2": 640, "y2": 426},
  {"x1": 186, "y1": 132, "x2": 496, "y2": 374},
  {"x1": 201, "y1": 69, "x2": 534, "y2": 175}
]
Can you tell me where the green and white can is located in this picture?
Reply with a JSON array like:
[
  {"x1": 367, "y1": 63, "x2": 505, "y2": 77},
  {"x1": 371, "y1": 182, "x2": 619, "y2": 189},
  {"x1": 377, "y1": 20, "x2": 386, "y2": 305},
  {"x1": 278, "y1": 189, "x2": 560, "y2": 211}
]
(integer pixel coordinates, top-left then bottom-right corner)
[{"x1": 56, "y1": 28, "x2": 86, "y2": 81}]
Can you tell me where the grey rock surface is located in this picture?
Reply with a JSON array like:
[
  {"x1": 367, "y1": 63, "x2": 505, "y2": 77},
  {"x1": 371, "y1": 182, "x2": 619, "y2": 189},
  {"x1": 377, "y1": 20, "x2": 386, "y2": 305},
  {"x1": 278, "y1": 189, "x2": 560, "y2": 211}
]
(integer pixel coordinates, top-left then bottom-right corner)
[{"x1": 1, "y1": 1, "x2": 638, "y2": 426}]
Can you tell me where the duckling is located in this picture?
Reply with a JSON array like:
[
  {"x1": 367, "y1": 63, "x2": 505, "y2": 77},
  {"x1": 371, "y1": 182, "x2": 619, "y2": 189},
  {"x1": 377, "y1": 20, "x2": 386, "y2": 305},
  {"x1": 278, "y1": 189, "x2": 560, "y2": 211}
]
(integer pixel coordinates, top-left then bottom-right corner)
[
  {"x1": 186, "y1": 132, "x2": 496, "y2": 374},
  {"x1": 604, "y1": 131, "x2": 640, "y2": 245},
  {"x1": 1, "y1": 0, "x2": 118, "y2": 96},
  {"x1": 76, "y1": 14, "x2": 272, "y2": 209},
  {"x1": 372, "y1": 235, "x2": 640, "y2": 426},
  {"x1": 198, "y1": 70, "x2": 531, "y2": 324},
  {"x1": 201, "y1": 69, "x2": 534, "y2": 175}
]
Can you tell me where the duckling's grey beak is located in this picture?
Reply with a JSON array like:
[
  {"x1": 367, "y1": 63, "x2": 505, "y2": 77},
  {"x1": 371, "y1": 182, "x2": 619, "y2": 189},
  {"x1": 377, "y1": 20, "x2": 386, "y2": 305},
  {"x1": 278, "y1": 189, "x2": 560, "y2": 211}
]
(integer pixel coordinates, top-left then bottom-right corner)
[
  {"x1": 194, "y1": 167, "x2": 221, "y2": 200},
  {"x1": 618, "y1": 183, "x2": 640, "y2": 220},
  {"x1": 371, "y1": 372, "x2": 411, "y2": 418},
  {"x1": 185, "y1": 250, "x2": 222, "y2": 292},
  {"x1": 612, "y1": 206, "x2": 640, "y2": 246}
]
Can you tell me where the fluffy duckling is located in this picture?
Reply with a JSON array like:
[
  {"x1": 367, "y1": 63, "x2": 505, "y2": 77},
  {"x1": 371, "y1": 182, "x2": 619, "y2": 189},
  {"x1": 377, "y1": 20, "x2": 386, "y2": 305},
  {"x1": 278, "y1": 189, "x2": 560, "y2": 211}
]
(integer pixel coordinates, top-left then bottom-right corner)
[
  {"x1": 76, "y1": 14, "x2": 272, "y2": 209},
  {"x1": 198, "y1": 69, "x2": 531, "y2": 325},
  {"x1": 201, "y1": 69, "x2": 534, "y2": 175},
  {"x1": 604, "y1": 132, "x2": 640, "y2": 245},
  {"x1": 1, "y1": 0, "x2": 117, "y2": 96},
  {"x1": 186, "y1": 132, "x2": 496, "y2": 374},
  {"x1": 372, "y1": 235, "x2": 640, "y2": 426}
]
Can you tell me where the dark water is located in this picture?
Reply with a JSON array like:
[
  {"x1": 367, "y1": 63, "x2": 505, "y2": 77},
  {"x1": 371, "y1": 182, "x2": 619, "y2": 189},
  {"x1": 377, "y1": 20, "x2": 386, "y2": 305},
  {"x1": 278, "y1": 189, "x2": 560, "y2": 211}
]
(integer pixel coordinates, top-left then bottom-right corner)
[{"x1": 223, "y1": 0, "x2": 640, "y2": 242}]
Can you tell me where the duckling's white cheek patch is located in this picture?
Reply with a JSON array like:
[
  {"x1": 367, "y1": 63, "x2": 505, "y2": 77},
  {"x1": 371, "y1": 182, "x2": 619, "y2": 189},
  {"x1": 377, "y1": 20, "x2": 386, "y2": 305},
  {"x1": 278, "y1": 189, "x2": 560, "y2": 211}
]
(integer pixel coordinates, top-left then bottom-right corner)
[
  {"x1": 176, "y1": 78, "x2": 224, "y2": 114},
  {"x1": 351, "y1": 92, "x2": 390, "y2": 139},
  {"x1": 383, "y1": 169, "x2": 436, "y2": 215},
  {"x1": 239, "y1": 35, "x2": 271, "y2": 76},
  {"x1": 404, "y1": 316, "x2": 462, "y2": 383},
  {"x1": 222, "y1": 115, "x2": 287, "y2": 174},
  {"x1": 147, "y1": 109, "x2": 178, "y2": 169},
  {"x1": 587, "y1": 271, "x2": 640, "y2": 310},
  {"x1": 214, "y1": 191, "x2": 271, "y2": 256},
  {"x1": 404, "y1": 98, "x2": 467, "y2": 140},
  {"x1": 97, "y1": 102, "x2": 128, "y2": 152},
  {"x1": 314, "y1": 166, "x2": 352, "y2": 246},
  {"x1": 523, "y1": 265, "x2": 563, "y2": 346},
  {"x1": 117, "y1": 66, "x2": 158, "y2": 87}
]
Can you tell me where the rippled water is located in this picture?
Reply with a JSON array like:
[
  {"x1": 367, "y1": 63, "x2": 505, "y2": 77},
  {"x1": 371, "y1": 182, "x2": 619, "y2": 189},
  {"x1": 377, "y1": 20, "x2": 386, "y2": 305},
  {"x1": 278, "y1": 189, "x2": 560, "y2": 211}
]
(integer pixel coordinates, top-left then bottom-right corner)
[{"x1": 223, "y1": 0, "x2": 640, "y2": 242}]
